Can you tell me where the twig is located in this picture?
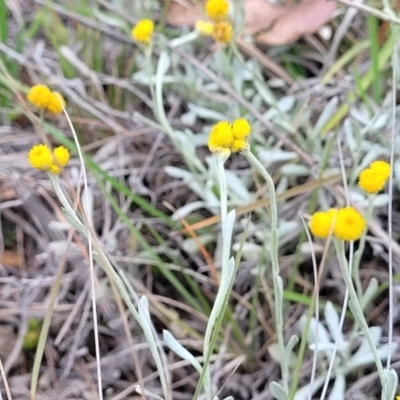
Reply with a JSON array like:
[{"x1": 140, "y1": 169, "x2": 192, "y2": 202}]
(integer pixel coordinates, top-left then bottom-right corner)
[{"x1": 334, "y1": 0, "x2": 400, "y2": 25}]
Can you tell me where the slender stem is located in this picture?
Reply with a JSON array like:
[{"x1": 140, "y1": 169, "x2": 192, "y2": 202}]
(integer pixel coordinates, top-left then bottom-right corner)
[
  {"x1": 334, "y1": 239, "x2": 386, "y2": 390},
  {"x1": 241, "y1": 148, "x2": 288, "y2": 392},
  {"x1": 0, "y1": 356, "x2": 10, "y2": 400},
  {"x1": 151, "y1": 50, "x2": 199, "y2": 173},
  {"x1": 58, "y1": 96, "x2": 103, "y2": 400},
  {"x1": 49, "y1": 176, "x2": 170, "y2": 400},
  {"x1": 299, "y1": 216, "x2": 319, "y2": 400},
  {"x1": 93, "y1": 242, "x2": 171, "y2": 400},
  {"x1": 319, "y1": 290, "x2": 348, "y2": 400},
  {"x1": 387, "y1": 42, "x2": 397, "y2": 371},
  {"x1": 215, "y1": 155, "x2": 228, "y2": 224},
  {"x1": 352, "y1": 195, "x2": 376, "y2": 298},
  {"x1": 204, "y1": 155, "x2": 229, "y2": 400},
  {"x1": 144, "y1": 45, "x2": 158, "y2": 120}
]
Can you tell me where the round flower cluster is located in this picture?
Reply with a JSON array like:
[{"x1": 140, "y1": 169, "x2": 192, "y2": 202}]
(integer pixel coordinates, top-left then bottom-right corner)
[
  {"x1": 358, "y1": 160, "x2": 390, "y2": 194},
  {"x1": 309, "y1": 206, "x2": 366, "y2": 241},
  {"x1": 205, "y1": 0, "x2": 229, "y2": 21},
  {"x1": 196, "y1": 0, "x2": 233, "y2": 44},
  {"x1": 208, "y1": 118, "x2": 251, "y2": 157},
  {"x1": 28, "y1": 144, "x2": 70, "y2": 175},
  {"x1": 27, "y1": 85, "x2": 66, "y2": 115},
  {"x1": 132, "y1": 19, "x2": 154, "y2": 44}
]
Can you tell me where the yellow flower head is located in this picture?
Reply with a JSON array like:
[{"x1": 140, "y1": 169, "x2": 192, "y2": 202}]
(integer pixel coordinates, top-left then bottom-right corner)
[
  {"x1": 205, "y1": 0, "x2": 229, "y2": 22},
  {"x1": 27, "y1": 85, "x2": 51, "y2": 109},
  {"x1": 309, "y1": 209, "x2": 337, "y2": 239},
  {"x1": 358, "y1": 168, "x2": 386, "y2": 194},
  {"x1": 208, "y1": 121, "x2": 233, "y2": 157},
  {"x1": 232, "y1": 118, "x2": 251, "y2": 140},
  {"x1": 46, "y1": 91, "x2": 65, "y2": 114},
  {"x1": 132, "y1": 19, "x2": 154, "y2": 44},
  {"x1": 370, "y1": 160, "x2": 390, "y2": 180},
  {"x1": 230, "y1": 118, "x2": 251, "y2": 152},
  {"x1": 212, "y1": 21, "x2": 233, "y2": 43},
  {"x1": 28, "y1": 144, "x2": 70, "y2": 174},
  {"x1": 53, "y1": 146, "x2": 70, "y2": 168},
  {"x1": 358, "y1": 160, "x2": 390, "y2": 194},
  {"x1": 50, "y1": 146, "x2": 70, "y2": 174},
  {"x1": 28, "y1": 144, "x2": 53, "y2": 171},
  {"x1": 333, "y1": 207, "x2": 365, "y2": 241},
  {"x1": 195, "y1": 20, "x2": 214, "y2": 36}
]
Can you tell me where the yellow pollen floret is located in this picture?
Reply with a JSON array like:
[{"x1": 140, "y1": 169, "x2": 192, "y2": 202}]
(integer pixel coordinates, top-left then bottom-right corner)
[
  {"x1": 231, "y1": 139, "x2": 249, "y2": 152},
  {"x1": 358, "y1": 167, "x2": 388, "y2": 194},
  {"x1": 205, "y1": 0, "x2": 229, "y2": 22},
  {"x1": 370, "y1": 160, "x2": 390, "y2": 180},
  {"x1": 27, "y1": 85, "x2": 51, "y2": 109},
  {"x1": 132, "y1": 19, "x2": 154, "y2": 44},
  {"x1": 232, "y1": 118, "x2": 251, "y2": 140},
  {"x1": 309, "y1": 209, "x2": 337, "y2": 239},
  {"x1": 28, "y1": 144, "x2": 53, "y2": 171},
  {"x1": 53, "y1": 146, "x2": 70, "y2": 168},
  {"x1": 208, "y1": 121, "x2": 234, "y2": 156},
  {"x1": 333, "y1": 207, "x2": 365, "y2": 241},
  {"x1": 46, "y1": 91, "x2": 66, "y2": 114},
  {"x1": 49, "y1": 163, "x2": 61, "y2": 175},
  {"x1": 195, "y1": 20, "x2": 214, "y2": 36},
  {"x1": 212, "y1": 21, "x2": 233, "y2": 43}
]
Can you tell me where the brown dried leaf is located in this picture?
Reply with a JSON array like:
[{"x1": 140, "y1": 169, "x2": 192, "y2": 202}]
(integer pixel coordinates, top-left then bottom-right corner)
[
  {"x1": 167, "y1": 1, "x2": 204, "y2": 26},
  {"x1": 253, "y1": 0, "x2": 337, "y2": 45},
  {"x1": 1, "y1": 250, "x2": 22, "y2": 268},
  {"x1": 167, "y1": 0, "x2": 336, "y2": 45},
  {"x1": 244, "y1": 0, "x2": 287, "y2": 35}
]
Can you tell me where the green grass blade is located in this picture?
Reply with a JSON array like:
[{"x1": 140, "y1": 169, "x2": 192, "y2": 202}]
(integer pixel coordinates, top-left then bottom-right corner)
[
  {"x1": 0, "y1": 0, "x2": 7, "y2": 42},
  {"x1": 323, "y1": 32, "x2": 394, "y2": 133},
  {"x1": 368, "y1": 15, "x2": 380, "y2": 102}
]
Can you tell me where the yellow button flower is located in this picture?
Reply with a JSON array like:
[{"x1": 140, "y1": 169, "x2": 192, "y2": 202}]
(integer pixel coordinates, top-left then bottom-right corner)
[
  {"x1": 309, "y1": 209, "x2": 337, "y2": 239},
  {"x1": 205, "y1": 0, "x2": 229, "y2": 22},
  {"x1": 50, "y1": 146, "x2": 70, "y2": 174},
  {"x1": 46, "y1": 91, "x2": 66, "y2": 114},
  {"x1": 358, "y1": 168, "x2": 386, "y2": 194},
  {"x1": 28, "y1": 144, "x2": 53, "y2": 171},
  {"x1": 212, "y1": 21, "x2": 233, "y2": 43},
  {"x1": 358, "y1": 160, "x2": 390, "y2": 194},
  {"x1": 28, "y1": 144, "x2": 70, "y2": 174},
  {"x1": 27, "y1": 85, "x2": 51, "y2": 109},
  {"x1": 333, "y1": 207, "x2": 365, "y2": 241},
  {"x1": 132, "y1": 19, "x2": 154, "y2": 44},
  {"x1": 53, "y1": 146, "x2": 70, "y2": 168},
  {"x1": 195, "y1": 20, "x2": 214, "y2": 36},
  {"x1": 370, "y1": 160, "x2": 390, "y2": 180},
  {"x1": 231, "y1": 118, "x2": 251, "y2": 151},
  {"x1": 208, "y1": 121, "x2": 234, "y2": 157},
  {"x1": 232, "y1": 118, "x2": 251, "y2": 141}
]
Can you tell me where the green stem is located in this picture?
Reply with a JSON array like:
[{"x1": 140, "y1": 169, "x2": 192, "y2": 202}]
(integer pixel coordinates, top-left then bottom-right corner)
[
  {"x1": 241, "y1": 148, "x2": 288, "y2": 393},
  {"x1": 151, "y1": 50, "x2": 201, "y2": 173},
  {"x1": 49, "y1": 175, "x2": 171, "y2": 400},
  {"x1": 193, "y1": 154, "x2": 236, "y2": 400},
  {"x1": 334, "y1": 239, "x2": 386, "y2": 392},
  {"x1": 352, "y1": 195, "x2": 376, "y2": 298},
  {"x1": 48, "y1": 174, "x2": 86, "y2": 234},
  {"x1": 215, "y1": 155, "x2": 228, "y2": 224}
]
